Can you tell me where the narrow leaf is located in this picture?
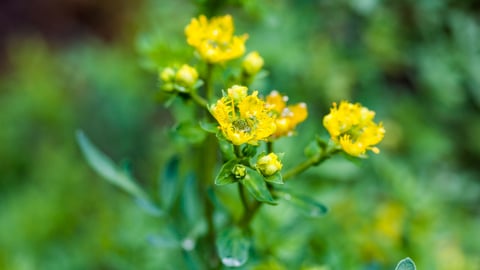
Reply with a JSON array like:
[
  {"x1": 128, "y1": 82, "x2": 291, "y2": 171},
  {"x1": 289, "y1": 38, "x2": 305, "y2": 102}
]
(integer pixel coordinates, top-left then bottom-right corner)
[
  {"x1": 181, "y1": 173, "x2": 203, "y2": 225},
  {"x1": 135, "y1": 198, "x2": 164, "y2": 217},
  {"x1": 76, "y1": 130, "x2": 147, "y2": 199},
  {"x1": 240, "y1": 168, "x2": 276, "y2": 204},
  {"x1": 147, "y1": 230, "x2": 181, "y2": 249},
  {"x1": 277, "y1": 190, "x2": 327, "y2": 217},
  {"x1": 160, "y1": 156, "x2": 180, "y2": 210},
  {"x1": 217, "y1": 227, "x2": 250, "y2": 268},
  {"x1": 395, "y1": 257, "x2": 416, "y2": 270}
]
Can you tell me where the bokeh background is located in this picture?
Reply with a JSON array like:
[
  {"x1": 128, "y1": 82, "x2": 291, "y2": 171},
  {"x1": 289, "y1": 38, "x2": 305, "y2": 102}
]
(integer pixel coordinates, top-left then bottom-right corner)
[{"x1": 1, "y1": 0, "x2": 480, "y2": 269}]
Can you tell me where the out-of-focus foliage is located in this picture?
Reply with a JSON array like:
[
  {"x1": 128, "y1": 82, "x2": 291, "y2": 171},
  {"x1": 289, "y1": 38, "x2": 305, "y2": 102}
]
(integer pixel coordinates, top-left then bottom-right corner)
[{"x1": 1, "y1": 0, "x2": 480, "y2": 269}]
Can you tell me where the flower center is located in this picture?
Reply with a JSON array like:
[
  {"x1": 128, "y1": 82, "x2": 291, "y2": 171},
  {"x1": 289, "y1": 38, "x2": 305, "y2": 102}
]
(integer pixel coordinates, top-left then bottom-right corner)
[{"x1": 232, "y1": 119, "x2": 252, "y2": 133}]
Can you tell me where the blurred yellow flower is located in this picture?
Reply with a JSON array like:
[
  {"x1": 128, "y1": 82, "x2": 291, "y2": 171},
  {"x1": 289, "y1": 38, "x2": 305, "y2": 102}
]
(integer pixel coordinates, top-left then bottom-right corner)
[
  {"x1": 210, "y1": 85, "x2": 276, "y2": 145},
  {"x1": 323, "y1": 101, "x2": 385, "y2": 157},
  {"x1": 159, "y1": 64, "x2": 199, "y2": 92},
  {"x1": 256, "y1": 153, "x2": 283, "y2": 176},
  {"x1": 160, "y1": 67, "x2": 175, "y2": 82},
  {"x1": 266, "y1": 91, "x2": 308, "y2": 137},
  {"x1": 185, "y1": 15, "x2": 248, "y2": 63},
  {"x1": 175, "y1": 64, "x2": 199, "y2": 88},
  {"x1": 242, "y1": 51, "x2": 264, "y2": 75}
]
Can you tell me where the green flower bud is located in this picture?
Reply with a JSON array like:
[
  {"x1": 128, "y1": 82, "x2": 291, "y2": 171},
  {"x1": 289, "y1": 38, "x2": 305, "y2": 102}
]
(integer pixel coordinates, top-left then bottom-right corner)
[
  {"x1": 256, "y1": 153, "x2": 282, "y2": 176},
  {"x1": 175, "y1": 64, "x2": 198, "y2": 89},
  {"x1": 232, "y1": 164, "x2": 247, "y2": 179},
  {"x1": 242, "y1": 51, "x2": 264, "y2": 75}
]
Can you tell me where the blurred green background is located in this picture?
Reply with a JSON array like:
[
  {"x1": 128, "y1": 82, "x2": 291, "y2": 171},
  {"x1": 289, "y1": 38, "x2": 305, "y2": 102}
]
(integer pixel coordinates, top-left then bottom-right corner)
[{"x1": 1, "y1": 0, "x2": 480, "y2": 269}]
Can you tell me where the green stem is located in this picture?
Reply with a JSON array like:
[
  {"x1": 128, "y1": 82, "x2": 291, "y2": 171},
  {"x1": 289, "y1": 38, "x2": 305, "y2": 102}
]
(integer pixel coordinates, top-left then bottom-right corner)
[
  {"x1": 267, "y1": 141, "x2": 273, "y2": 153},
  {"x1": 204, "y1": 63, "x2": 214, "y2": 101},
  {"x1": 197, "y1": 62, "x2": 220, "y2": 268},
  {"x1": 239, "y1": 199, "x2": 261, "y2": 229},
  {"x1": 234, "y1": 145, "x2": 242, "y2": 158},
  {"x1": 190, "y1": 91, "x2": 208, "y2": 108},
  {"x1": 283, "y1": 148, "x2": 337, "y2": 181},
  {"x1": 238, "y1": 182, "x2": 249, "y2": 213}
]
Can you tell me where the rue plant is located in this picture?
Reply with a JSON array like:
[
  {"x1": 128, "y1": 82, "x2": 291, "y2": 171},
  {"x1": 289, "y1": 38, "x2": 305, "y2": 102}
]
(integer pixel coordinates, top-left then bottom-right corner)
[{"x1": 77, "y1": 14, "x2": 385, "y2": 269}]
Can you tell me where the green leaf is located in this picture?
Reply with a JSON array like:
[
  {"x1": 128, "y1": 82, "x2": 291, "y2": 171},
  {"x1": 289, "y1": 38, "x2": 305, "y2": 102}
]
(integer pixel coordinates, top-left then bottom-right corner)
[
  {"x1": 240, "y1": 167, "x2": 276, "y2": 204},
  {"x1": 217, "y1": 227, "x2": 250, "y2": 268},
  {"x1": 199, "y1": 119, "x2": 218, "y2": 133},
  {"x1": 160, "y1": 156, "x2": 180, "y2": 210},
  {"x1": 76, "y1": 130, "x2": 148, "y2": 200},
  {"x1": 395, "y1": 257, "x2": 416, "y2": 270},
  {"x1": 276, "y1": 190, "x2": 327, "y2": 217},
  {"x1": 171, "y1": 121, "x2": 206, "y2": 144},
  {"x1": 193, "y1": 80, "x2": 204, "y2": 89},
  {"x1": 304, "y1": 140, "x2": 321, "y2": 158},
  {"x1": 135, "y1": 198, "x2": 163, "y2": 217},
  {"x1": 316, "y1": 136, "x2": 328, "y2": 150},
  {"x1": 147, "y1": 231, "x2": 181, "y2": 249},
  {"x1": 218, "y1": 138, "x2": 235, "y2": 160},
  {"x1": 215, "y1": 159, "x2": 238, "y2": 185},
  {"x1": 264, "y1": 172, "x2": 284, "y2": 184}
]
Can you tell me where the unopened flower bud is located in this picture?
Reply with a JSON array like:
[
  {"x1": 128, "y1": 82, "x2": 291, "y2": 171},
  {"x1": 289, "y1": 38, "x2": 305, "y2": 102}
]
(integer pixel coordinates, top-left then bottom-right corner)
[
  {"x1": 160, "y1": 67, "x2": 176, "y2": 82},
  {"x1": 232, "y1": 164, "x2": 247, "y2": 179},
  {"x1": 227, "y1": 85, "x2": 248, "y2": 102},
  {"x1": 256, "y1": 153, "x2": 282, "y2": 176},
  {"x1": 175, "y1": 64, "x2": 198, "y2": 88},
  {"x1": 242, "y1": 51, "x2": 264, "y2": 75}
]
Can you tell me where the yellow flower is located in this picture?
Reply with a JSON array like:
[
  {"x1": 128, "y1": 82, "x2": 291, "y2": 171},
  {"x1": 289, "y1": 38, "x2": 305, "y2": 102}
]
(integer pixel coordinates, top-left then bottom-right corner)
[
  {"x1": 323, "y1": 101, "x2": 385, "y2": 157},
  {"x1": 242, "y1": 51, "x2": 264, "y2": 75},
  {"x1": 266, "y1": 91, "x2": 308, "y2": 137},
  {"x1": 210, "y1": 85, "x2": 276, "y2": 145},
  {"x1": 256, "y1": 153, "x2": 283, "y2": 176},
  {"x1": 185, "y1": 15, "x2": 248, "y2": 63}
]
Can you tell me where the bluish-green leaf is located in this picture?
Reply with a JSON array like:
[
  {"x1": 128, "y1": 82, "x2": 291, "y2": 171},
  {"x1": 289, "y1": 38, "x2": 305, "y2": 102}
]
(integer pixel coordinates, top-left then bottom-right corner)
[
  {"x1": 217, "y1": 227, "x2": 250, "y2": 268},
  {"x1": 147, "y1": 232, "x2": 181, "y2": 249},
  {"x1": 215, "y1": 159, "x2": 238, "y2": 185},
  {"x1": 277, "y1": 190, "x2": 327, "y2": 217},
  {"x1": 181, "y1": 173, "x2": 203, "y2": 225},
  {"x1": 240, "y1": 168, "x2": 276, "y2": 204},
  {"x1": 160, "y1": 156, "x2": 180, "y2": 210},
  {"x1": 76, "y1": 130, "x2": 148, "y2": 199},
  {"x1": 135, "y1": 198, "x2": 164, "y2": 217},
  {"x1": 395, "y1": 257, "x2": 416, "y2": 270}
]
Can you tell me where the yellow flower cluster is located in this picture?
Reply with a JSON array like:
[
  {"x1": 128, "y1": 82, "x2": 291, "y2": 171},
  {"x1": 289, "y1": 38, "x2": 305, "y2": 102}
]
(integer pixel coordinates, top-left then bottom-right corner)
[
  {"x1": 185, "y1": 15, "x2": 248, "y2": 64},
  {"x1": 160, "y1": 64, "x2": 199, "y2": 92},
  {"x1": 323, "y1": 101, "x2": 385, "y2": 157},
  {"x1": 210, "y1": 85, "x2": 276, "y2": 145},
  {"x1": 266, "y1": 91, "x2": 308, "y2": 137}
]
